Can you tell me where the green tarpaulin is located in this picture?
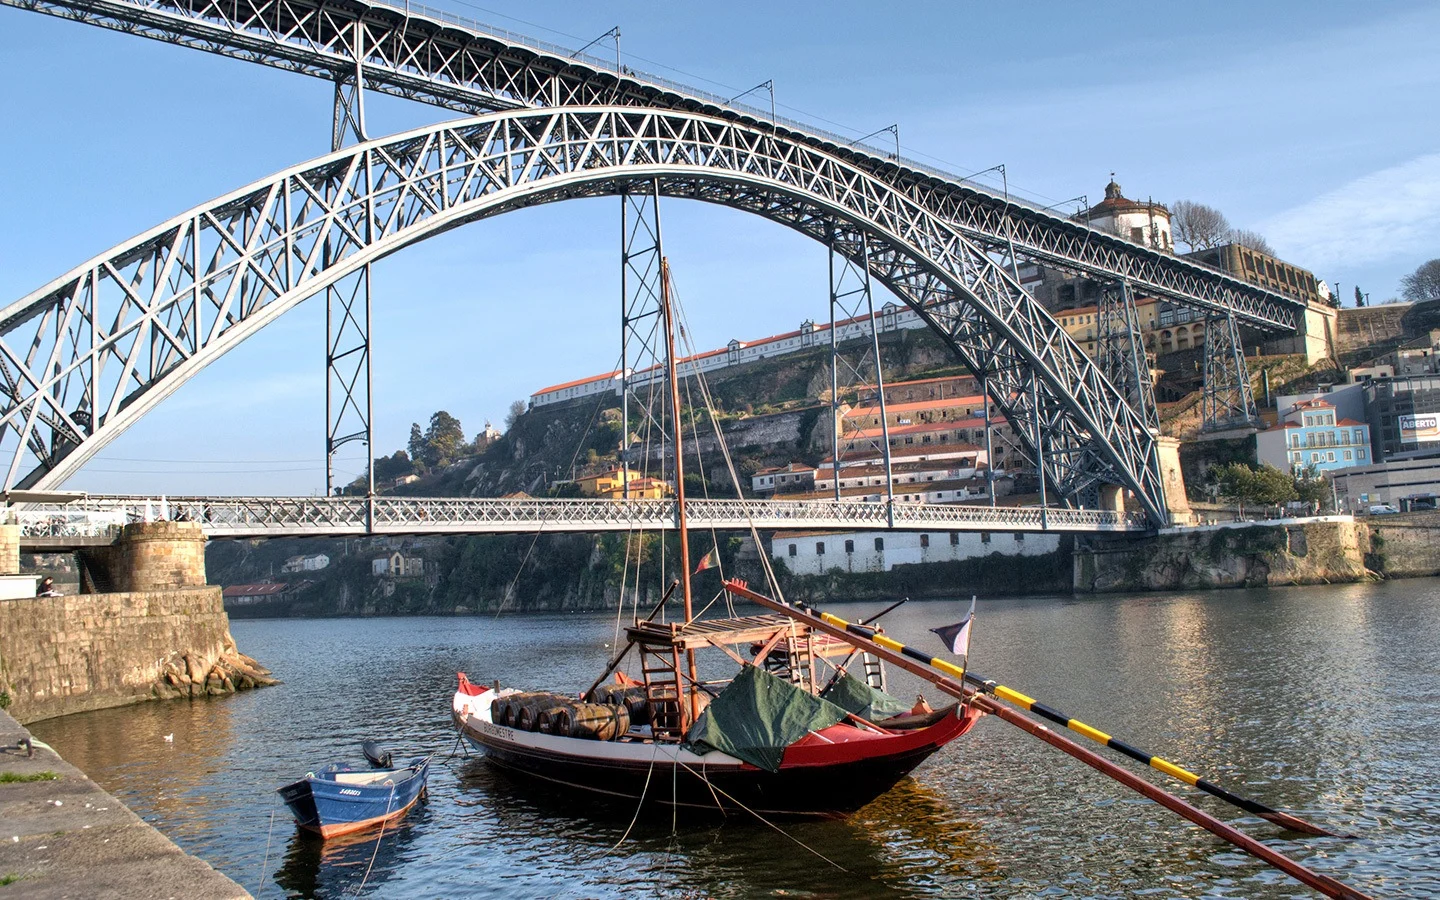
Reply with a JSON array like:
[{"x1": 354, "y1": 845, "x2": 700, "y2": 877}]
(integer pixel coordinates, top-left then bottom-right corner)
[
  {"x1": 820, "y1": 672, "x2": 911, "y2": 722},
  {"x1": 684, "y1": 666, "x2": 849, "y2": 773}
]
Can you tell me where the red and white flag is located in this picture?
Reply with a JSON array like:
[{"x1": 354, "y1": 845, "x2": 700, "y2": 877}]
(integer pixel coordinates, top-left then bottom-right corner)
[{"x1": 693, "y1": 546, "x2": 720, "y2": 575}]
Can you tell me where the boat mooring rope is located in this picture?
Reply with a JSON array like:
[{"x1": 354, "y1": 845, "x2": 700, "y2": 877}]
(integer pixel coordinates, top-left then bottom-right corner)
[
  {"x1": 351, "y1": 783, "x2": 398, "y2": 897},
  {"x1": 612, "y1": 742, "x2": 661, "y2": 850},
  {"x1": 673, "y1": 758, "x2": 848, "y2": 874},
  {"x1": 254, "y1": 806, "x2": 277, "y2": 897}
]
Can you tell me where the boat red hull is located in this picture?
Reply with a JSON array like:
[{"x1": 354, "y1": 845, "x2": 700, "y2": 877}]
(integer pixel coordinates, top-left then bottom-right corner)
[{"x1": 454, "y1": 682, "x2": 979, "y2": 818}]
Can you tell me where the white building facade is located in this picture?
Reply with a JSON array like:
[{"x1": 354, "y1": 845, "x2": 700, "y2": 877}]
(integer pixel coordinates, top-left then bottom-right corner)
[
  {"x1": 772, "y1": 529, "x2": 1061, "y2": 575},
  {"x1": 530, "y1": 304, "x2": 929, "y2": 408}
]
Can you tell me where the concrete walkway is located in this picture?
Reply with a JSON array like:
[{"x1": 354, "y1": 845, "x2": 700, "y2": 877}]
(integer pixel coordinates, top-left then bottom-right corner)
[{"x1": 0, "y1": 709, "x2": 249, "y2": 899}]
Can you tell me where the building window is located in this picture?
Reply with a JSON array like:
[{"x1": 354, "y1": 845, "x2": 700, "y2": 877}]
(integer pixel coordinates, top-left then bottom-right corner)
[
  {"x1": 874, "y1": 537, "x2": 884, "y2": 552},
  {"x1": 981, "y1": 532, "x2": 991, "y2": 544},
  {"x1": 844, "y1": 540, "x2": 854, "y2": 554},
  {"x1": 1359, "y1": 449, "x2": 1367, "y2": 459},
  {"x1": 1014, "y1": 532, "x2": 1025, "y2": 542},
  {"x1": 816, "y1": 542, "x2": 825, "y2": 555},
  {"x1": 920, "y1": 534, "x2": 930, "y2": 548},
  {"x1": 950, "y1": 531, "x2": 960, "y2": 545},
  {"x1": 1344, "y1": 450, "x2": 1352, "y2": 460},
  {"x1": 788, "y1": 544, "x2": 797, "y2": 557}
]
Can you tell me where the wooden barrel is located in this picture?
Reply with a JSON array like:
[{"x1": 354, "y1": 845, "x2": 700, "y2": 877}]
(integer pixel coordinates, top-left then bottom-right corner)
[
  {"x1": 564, "y1": 702, "x2": 631, "y2": 741},
  {"x1": 596, "y1": 685, "x2": 651, "y2": 726},
  {"x1": 512, "y1": 692, "x2": 570, "y2": 732},
  {"x1": 490, "y1": 696, "x2": 511, "y2": 725},
  {"x1": 536, "y1": 706, "x2": 571, "y2": 735}
]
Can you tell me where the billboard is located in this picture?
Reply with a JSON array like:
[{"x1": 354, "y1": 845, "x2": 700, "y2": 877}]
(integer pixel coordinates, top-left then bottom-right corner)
[{"x1": 1399, "y1": 414, "x2": 1440, "y2": 444}]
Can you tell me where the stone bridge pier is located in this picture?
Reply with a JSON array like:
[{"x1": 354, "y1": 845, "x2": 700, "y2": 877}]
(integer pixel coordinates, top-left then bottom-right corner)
[{"x1": 0, "y1": 521, "x2": 273, "y2": 724}]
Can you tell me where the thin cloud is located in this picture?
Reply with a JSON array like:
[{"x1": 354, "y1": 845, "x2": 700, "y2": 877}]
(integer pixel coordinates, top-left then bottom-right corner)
[{"x1": 1262, "y1": 153, "x2": 1440, "y2": 270}]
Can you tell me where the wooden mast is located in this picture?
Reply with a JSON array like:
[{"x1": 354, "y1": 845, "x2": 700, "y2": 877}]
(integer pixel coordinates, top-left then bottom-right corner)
[{"x1": 659, "y1": 257, "x2": 701, "y2": 725}]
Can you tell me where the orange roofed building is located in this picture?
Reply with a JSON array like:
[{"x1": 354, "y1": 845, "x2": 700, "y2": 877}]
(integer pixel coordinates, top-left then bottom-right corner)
[{"x1": 574, "y1": 467, "x2": 672, "y2": 500}]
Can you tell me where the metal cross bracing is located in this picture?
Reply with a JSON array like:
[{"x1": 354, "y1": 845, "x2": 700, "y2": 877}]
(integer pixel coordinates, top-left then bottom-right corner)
[
  {"x1": 618, "y1": 180, "x2": 669, "y2": 496},
  {"x1": 10, "y1": 495, "x2": 1149, "y2": 543},
  {"x1": 0, "y1": 107, "x2": 1176, "y2": 524},
  {"x1": 1096, "y1": 279, "x2": 1159, "y2": 433},
  {"x1": 2, "y1": 0, "x2": 1306, "y2": 332},
  {"x1": 323, "y1": 264, "x2": 372, "y2": 494},
  {"x1": 325, "y1": 33, "x2": 374, "y2": 496},
  {"x1": 1201, "y1": 311, "x2": 1260, "y2": 432},
  {"x1": 827, "y1": 229, "x2": 894, "y2": 515}
]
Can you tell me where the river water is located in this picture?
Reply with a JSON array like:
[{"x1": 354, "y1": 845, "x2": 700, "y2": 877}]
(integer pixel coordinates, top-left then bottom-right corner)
[{"x1": 30, "y1": 580, "x2": 1440, "y2": 899}]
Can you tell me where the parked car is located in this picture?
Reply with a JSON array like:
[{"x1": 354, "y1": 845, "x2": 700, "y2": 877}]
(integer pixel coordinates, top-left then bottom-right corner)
[{"x1": 1368, "y1": 504, "x2": 1400, "y2": 516}]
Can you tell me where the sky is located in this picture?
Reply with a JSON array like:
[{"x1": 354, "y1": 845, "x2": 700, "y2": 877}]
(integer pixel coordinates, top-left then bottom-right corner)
[{"x1": 0, "y1": 0, "x2": 1436, "y2": 495}]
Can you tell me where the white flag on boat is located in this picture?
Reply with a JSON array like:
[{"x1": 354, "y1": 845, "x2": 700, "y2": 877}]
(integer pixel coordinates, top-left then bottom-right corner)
[{"x1": 930, "y1": 596, "x2": 976, "y2": 663}]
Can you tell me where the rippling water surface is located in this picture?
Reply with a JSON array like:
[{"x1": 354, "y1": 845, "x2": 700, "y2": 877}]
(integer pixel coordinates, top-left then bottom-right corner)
[{"x1": 30, "y1": 580, "x2": 1440, "y2": 898}]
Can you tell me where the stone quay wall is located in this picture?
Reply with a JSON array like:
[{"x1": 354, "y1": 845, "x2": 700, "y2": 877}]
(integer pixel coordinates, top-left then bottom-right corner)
[
  {"x1": 1074, "y1": 517, "x2": 1440, "y2": 593},
  {"x1": 0, "y1": 586, "x2": 272, "y2": 724}
]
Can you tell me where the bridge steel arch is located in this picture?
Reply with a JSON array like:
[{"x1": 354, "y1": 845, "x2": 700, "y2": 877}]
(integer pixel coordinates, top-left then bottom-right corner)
[
  {"x1": 5, "y1": 0, "x2": 1304, "y2": 332},
  {"x1": 0, "y1": 107, "x2": 1169, "y2": 523}
]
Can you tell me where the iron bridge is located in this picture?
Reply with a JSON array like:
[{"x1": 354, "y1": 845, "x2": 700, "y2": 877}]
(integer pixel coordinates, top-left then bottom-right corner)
[
  {"x1": 13, "y1": 496, "x2": 1149, "y2": 546},
  {"x1": 0, "y1": 0, "x2": 1310, "y2": 530}
]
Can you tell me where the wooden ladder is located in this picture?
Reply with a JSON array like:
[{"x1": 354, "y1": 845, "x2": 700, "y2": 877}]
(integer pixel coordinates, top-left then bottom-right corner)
[
  {"x1": 638, "y1": 636, "x2": 685, "y2": 740},
  {"x1": 861, "y1": 652, "x2": 887, "y2": 693},
  {"x1": 784, "y1": 629, "x2": 817, "y2": 693}
]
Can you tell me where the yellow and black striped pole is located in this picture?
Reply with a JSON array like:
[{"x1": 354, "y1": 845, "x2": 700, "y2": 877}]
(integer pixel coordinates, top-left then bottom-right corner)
[
  {"x1": 740, "y1": 585, "x2": 1343, "y2": 838},
  {"x1": 725, "y1": 580, "x2": 1370, "y2": 900},
  {"x1": 963, "y1": 677, "x2": 1344, "y2": 837}
]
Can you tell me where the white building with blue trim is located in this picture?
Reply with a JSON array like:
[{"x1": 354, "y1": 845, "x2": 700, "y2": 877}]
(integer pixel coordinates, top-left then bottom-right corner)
[{"x1": 1256, "y1": 398, "x2": 1371, "y2": 475}]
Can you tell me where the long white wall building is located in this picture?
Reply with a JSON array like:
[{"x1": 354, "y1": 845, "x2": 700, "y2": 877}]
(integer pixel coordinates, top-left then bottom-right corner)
[
  {"x1": 530, "y1": 303, "x2": 927, "y2": 408},
  {"x1": 772, "y1": 529, "x2": 1061, "y2": 575}
]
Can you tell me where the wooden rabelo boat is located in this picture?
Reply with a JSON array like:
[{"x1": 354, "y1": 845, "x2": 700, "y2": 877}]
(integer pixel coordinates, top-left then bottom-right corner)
[{"x1": 452, "y1": 259, "x2": 980, "y2": 817}]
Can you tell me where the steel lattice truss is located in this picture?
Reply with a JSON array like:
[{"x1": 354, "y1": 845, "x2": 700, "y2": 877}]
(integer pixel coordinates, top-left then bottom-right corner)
[
  {"x1": 1097, "y1": 280, "x2": 1159, "y2": 433},
  {"x1": 0, "y1": 108, "x2": 1171, "y2": 521},
  {"x1": 12, "y1": 495, "x2": 1149, "y2": 541},
  {"x1": 3, "y1": 0, "x2": 1304, "y2": 331}
]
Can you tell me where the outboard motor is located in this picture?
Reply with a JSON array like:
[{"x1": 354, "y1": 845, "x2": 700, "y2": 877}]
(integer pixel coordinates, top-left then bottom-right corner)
[{"x1": 362, "y1": 741, "x2": 394, "y2": 769}]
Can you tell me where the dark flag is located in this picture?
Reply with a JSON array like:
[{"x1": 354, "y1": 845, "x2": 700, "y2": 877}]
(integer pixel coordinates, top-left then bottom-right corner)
[{"x1": 930, "y1": 596, "x2": 977, "y2": 662}]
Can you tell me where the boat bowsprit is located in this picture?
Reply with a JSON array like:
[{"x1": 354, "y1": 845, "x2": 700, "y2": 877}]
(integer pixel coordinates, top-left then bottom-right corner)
[{"x1": 278, "y1": 755, "x2": 431, "y2": 838}]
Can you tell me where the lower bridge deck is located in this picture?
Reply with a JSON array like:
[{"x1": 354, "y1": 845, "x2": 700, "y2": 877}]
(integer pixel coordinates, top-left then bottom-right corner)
[{"x1": 13, "y1": 496, "x2": 1150, "y2": 547}]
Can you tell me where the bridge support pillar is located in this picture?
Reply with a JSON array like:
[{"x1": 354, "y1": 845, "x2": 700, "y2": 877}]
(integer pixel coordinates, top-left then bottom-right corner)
[
  {"x1": 1097, "y1": 484, "x2": 1125, "y2": 514},
  {"x1": 81, "y1": 522, "x2": 207, "y2": 594},
  {"x1": 1155, "y1": 436, "x2": 1194, "y2": 526},
  {"x1": 0, "y1": 522, "x2": 18, "y2": 575}
]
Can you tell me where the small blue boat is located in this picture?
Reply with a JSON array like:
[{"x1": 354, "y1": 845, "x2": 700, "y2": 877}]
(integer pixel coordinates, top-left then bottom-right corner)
[{"x1": 278, "y1": 754, "x2": 431, "y2": 838}]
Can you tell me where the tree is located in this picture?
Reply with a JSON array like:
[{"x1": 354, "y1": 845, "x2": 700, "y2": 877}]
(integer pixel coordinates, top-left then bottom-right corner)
[
  {"x1": 1355, "y1": 285, "x2": 1366, "y2": 307},
  {"x1": 423, "y1": 410, "x2": 465, "y2": 466},
  {"x1": 1171, "y1": 200, "x2": 1231, "y2": 251},
  {"x1": 1293, "y1": 466, "x2": 1331, "y2": 510},
  {"x1": 505, "y1": 399, "x2": 528, "y2": 430},
  {"x1": 1228, "y1": 229, "x2": 1275, "y2": 256},
  {"x1": 1400, "y1": 259, "x2": 1440, "y2": 302},
  {"x1": 407, "y1": 423, "x2": 425, "y2": 461},
  {"x1": 1213, "y1": 462, "x2": 1297, "y2": 513},
  {"x1": 373, "y1": 450, "x2": 414, "y2": 483}
]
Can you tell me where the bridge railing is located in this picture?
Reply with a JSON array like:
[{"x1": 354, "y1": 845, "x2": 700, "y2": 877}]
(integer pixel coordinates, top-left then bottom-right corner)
[{"x1": 8, "y1": 496, "x2": 1150, "y2": 537}]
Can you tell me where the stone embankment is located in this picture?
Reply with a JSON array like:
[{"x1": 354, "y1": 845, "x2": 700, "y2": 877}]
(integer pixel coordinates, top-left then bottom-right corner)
[
  {"x1": 0, "y1": 586, "x2": 278, "y2": 723},
  {"x1": 1, "y1": 521, "x2": 275, "y2": 724},
  {"x1": 1074, "y1": 516, "x2": 1440, "y2": 593},
  {"x1": 0, "y1": 707, "x2": 250, "y2": 899}
]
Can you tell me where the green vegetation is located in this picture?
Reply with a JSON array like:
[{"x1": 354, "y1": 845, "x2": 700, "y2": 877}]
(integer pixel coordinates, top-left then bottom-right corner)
[
  {"x1": 0, "y1": 771, "x2": 59, "y2": 784},
  {"x1": 1212, "y1": 462, "x2": 1302, "y2": 510},
  {"x1": 1, "y1": 874, "x2": 25, "y2": 886}
]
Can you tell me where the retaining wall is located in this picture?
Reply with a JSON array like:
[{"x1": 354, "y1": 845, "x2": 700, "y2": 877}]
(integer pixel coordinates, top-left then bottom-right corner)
[{"x1": 0, "y1": 587, "x2": 236, "y2": 723}]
